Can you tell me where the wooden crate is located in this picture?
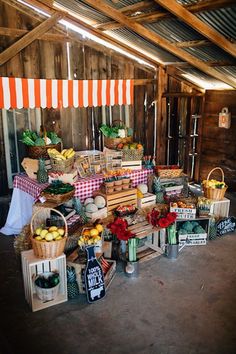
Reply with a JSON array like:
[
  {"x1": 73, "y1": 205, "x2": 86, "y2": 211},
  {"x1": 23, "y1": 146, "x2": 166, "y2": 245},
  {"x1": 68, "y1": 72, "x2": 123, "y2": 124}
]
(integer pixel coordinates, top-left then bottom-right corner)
[
  {"x1": 85, "y1": 207, "x2": 108, "y2": 222},
  {"x1": 48, "y1": 169, "x2": 78, "y2": 184},
  {"x1": 176, "y1": 217, "x2": 210, "y2": 247},
  {"x1": 210, "y1": 198, "x2": 230, "y2": 218},
  {"x1": 128, "y1": 221, "x2": 166, "y2": 263},
  {"x1": 93, "y1": 188, "x2": 137, "y2": 214},
  {"x1": 179, "y1": 233, "x2": 207, "y2": 246},
  {"x1": 121, "y1": 160, "x2": 142, "y2": 170},
  {"x1": 137, "y1": 193, "x2": 156, "y2": 208},
  {"x1": 170, "y1": 203, "x2": 196, "y2": 220},
  {"x1": 21, "y1": 250, "x2": 67, "y2": 312},
  {"x1": 67, "y1": 249, "x2": 116, "y2": 294}
]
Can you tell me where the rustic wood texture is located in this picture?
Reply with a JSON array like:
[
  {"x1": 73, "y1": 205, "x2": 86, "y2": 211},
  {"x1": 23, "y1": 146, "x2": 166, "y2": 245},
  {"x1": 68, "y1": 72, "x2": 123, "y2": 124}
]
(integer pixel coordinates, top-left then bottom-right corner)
[
  {"x1": 155, "y1": 0, "x2": 236, "y2": 58},
  {"x1": 82, "y1": 0, "x2": 236, "y2": 88},
  {"x1": 0, "y1": 0, "x2": 156, "y2": 159},
  {"x1": 0, "y1": 12, "x2": 62, "y2": 66},
  {"x1": 0, "y1": 110, "x2": 8, "y2": 196},
  {"x1": 200, "y1": 90, "x2": 236, "y2": 191}
]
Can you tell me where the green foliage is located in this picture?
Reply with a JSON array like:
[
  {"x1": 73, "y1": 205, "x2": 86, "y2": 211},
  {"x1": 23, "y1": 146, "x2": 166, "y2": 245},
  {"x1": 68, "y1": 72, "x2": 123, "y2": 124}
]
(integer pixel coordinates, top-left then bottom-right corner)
[
  {"x1": 34, "y1": 137, "x2": 45, "y2": 146},
  {"x1": 47, "y1": 131, "x2": 61, "y2": 144}
]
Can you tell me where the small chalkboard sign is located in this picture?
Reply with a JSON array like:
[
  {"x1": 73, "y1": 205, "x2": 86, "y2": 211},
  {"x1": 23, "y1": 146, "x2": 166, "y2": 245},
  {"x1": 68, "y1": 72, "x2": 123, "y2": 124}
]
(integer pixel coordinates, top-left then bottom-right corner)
[
  {"x1": 84, "y1": 246, "x2": 106, "y2": 304},
  {"x1": 216, "y1": 217, "x2": 236, "y2": 236}
]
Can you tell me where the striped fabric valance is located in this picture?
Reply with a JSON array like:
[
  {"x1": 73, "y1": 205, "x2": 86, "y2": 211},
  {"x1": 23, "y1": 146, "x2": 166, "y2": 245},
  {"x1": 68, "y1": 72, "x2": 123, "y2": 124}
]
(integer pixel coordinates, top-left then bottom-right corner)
[{"x1": 0, "y1": 77, "x2": 134, "y2": 109}]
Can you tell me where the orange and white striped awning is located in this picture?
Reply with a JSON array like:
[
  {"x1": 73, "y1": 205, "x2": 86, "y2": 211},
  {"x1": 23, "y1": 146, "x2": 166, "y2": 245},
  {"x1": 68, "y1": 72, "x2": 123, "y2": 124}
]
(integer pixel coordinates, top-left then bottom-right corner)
[{"x1": 0, "y1": 77, "x2": 134, "y2": 109}]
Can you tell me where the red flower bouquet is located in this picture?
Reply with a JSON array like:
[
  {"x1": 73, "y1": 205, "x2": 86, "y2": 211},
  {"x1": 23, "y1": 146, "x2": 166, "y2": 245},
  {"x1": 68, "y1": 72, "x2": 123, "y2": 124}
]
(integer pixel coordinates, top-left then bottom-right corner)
[
  {"x1": 147, "y1": 208, "x2": 177, "y2": 228},
  {"x1": 107, "y1": 217, "x2": 134, "y2": 241}
]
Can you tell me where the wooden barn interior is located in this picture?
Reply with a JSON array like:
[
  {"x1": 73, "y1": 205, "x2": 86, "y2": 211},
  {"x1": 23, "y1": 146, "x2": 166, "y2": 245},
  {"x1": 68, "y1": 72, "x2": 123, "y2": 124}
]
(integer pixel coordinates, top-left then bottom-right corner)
[{"x1": 0, "y1": 1, "x2": 236, "y2": 354}]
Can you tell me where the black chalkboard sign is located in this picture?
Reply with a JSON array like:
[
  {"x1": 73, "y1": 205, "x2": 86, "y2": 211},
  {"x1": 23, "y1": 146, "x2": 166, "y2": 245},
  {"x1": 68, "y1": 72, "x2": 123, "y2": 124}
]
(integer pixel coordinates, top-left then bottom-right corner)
[
  {"x1": 216, "y1": 217, "x2": 236, "y2": 236},
  {"x1": 85, "y1": 246, "x2": 106, "y2": 304}
]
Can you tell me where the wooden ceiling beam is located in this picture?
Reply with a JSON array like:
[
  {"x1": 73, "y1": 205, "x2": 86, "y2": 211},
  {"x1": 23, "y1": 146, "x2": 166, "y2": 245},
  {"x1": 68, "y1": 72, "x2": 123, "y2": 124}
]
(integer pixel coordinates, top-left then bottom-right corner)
[
  {"x1": 155, "y1": 0, "x2": 236, "y2": 57},
  {"x1": 0, "y1": 26, "x2": 70, "y2": 42},
  {"x1": 96, "y1": 0, "x2": 236, "y2": 31},
  {"x1": 0, "y1": 12, "x2": 63, "y2": 66},
  {"x1": 119, "y1": 1, "x2": 153, "y2": 15},
  {"x1": 167, "y1": 59, "x2": 236, "y2": 68},
  {"x1": 83, "y1": 0, "x2": 236, "y2": 88},
  {"x1": 175, "y1": 40, "x2": 211, "y2": 48},
  {"x1": 20, "y1": 0, "x2": 160, "y2": 68}
]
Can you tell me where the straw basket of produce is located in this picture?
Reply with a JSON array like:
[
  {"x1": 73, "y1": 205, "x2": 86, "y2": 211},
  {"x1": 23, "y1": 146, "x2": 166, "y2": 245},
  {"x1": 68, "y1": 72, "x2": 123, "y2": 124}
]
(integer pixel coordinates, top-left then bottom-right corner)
[
  {"x1": 100, "y1": 120, "x2": 133, "y2": 149},
  {"x1": 30, "y1": 208, "x2": 67, "y2": 259},
  {"x1": 48, "y1": 148, "x2": 75, "y2": 173},
  {"x1": 155, "y1": 165, "x2": 183, "y2": 178},
  {"x1": 202, "y1": 167, "x2": 227, "y2": 201},
  {"x1": 20, "y1": 129, "x2": 62, "y2": 159}
]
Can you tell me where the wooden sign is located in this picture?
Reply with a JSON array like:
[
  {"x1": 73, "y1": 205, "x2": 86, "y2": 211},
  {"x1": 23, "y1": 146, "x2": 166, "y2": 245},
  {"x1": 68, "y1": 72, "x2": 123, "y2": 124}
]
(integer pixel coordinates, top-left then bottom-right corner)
[
  {"x1": 85, "y1": 246, "x2": 106, "y2": 303},
  {"x1": 216, "y1": 217, "x2": 236, "y2": 236}
]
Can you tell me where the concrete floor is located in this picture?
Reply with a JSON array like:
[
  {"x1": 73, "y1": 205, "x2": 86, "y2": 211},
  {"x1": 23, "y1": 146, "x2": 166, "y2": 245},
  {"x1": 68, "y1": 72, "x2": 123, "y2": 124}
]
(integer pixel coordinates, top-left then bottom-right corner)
[{"x1": 0, "y1": 194, "x2": 236, "y2": 354}]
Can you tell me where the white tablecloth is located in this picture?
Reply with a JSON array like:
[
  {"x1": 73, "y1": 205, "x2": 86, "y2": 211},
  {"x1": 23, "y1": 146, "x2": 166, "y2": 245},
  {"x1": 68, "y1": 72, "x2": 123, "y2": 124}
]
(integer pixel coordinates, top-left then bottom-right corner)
[{"x1": 0, "y1": 188, "x2": 34, "y2": 235}]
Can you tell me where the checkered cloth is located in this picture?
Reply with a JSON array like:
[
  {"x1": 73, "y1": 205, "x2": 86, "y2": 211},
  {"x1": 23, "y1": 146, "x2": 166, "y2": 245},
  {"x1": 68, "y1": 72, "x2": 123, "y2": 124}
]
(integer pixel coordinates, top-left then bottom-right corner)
[{"x1": 13, "y1": 169, "x2": 153, "y2": 202}]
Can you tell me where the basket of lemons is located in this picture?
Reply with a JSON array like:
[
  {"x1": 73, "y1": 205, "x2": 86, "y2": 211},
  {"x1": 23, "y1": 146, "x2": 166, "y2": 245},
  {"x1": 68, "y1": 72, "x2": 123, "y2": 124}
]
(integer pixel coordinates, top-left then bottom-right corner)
[
  {"x1": 202, "y1": 167, "x2": 227, "y2": 201},
  {"x1": 30, "y1": 208, "x2": 67, "y2": 259},
  {"x1": 78, "y1": 223, "x2": 103, "y2": 255}
]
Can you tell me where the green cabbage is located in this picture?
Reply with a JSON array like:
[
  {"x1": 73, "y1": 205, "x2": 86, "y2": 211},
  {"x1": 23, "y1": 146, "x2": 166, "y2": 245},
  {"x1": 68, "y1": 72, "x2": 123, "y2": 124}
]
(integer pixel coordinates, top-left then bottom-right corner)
[{"x1": 181, "y1": 221, "x2": 193, "y2": 232}]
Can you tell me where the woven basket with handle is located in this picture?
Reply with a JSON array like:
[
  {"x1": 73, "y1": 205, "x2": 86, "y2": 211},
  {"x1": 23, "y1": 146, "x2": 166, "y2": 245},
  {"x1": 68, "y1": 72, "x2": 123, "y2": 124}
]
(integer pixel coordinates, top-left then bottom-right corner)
[
  {"x1": 28, "y1": 143, "x2": 61, "y2": 159},
  {"x1": 203, "y1": 167, "x2": 227, "y2": 201},
  {"x1": 30, "y1": 208, "x2": 68, "y2": 259},
  {"x1": 103, "y1": 119, "x2": 132, "y2": 149}
]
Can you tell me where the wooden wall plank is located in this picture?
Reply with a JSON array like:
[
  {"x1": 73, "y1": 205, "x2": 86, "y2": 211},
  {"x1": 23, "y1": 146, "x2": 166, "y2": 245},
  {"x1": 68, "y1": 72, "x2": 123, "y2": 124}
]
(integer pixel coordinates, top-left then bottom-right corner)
[{"x1": 200, "y1": 90, "x2": 236, "y2": 191}]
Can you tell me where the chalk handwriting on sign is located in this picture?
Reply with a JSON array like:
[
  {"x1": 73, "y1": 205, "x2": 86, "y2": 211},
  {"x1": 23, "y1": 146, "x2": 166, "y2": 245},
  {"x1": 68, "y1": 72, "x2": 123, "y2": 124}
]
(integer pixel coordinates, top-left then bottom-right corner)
[
  {"x1": 85, "y1": 246, "x2": 105, "y2": 303},
  {"x1": 217, "y1": 217, "x2": 236, "y2": 236}
]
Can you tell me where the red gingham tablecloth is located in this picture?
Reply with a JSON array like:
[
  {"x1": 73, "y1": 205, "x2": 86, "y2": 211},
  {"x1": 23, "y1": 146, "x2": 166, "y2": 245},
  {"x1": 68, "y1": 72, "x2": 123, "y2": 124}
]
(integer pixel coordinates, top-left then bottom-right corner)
[{"x1": 14, "y1": 169, "x2": 153, "y2": 202}]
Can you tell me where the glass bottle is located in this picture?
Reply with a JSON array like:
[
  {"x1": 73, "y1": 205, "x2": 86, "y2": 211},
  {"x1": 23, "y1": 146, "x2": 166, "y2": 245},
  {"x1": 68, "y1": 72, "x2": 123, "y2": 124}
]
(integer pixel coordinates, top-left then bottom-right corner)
[{"x1": 37, "y1": 158, "x2": 48, "y2": 183}]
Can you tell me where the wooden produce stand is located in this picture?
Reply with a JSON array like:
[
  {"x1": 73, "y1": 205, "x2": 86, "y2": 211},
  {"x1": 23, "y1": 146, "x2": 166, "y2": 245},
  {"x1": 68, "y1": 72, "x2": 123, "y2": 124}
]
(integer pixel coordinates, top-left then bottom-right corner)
[
  {"x1": 93, "y1": 188, "x2": 137, "y2": 214},
  {"x1": 128, "y1": 221, "x2": 166, "y2": 263},
  {"x1": 67, "y1": 248, "x2": 116, "y2": 294}
]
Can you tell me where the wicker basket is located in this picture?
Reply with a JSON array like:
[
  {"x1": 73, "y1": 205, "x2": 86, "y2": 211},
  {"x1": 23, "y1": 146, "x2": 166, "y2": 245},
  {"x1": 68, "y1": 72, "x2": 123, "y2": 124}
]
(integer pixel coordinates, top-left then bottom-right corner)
[
  {"x1": 103, "y1": 119, "x2": 132, "y2": 149},
  {"x1": 104, "y1": 136, "x2": 132, "y2": 149},
  {"x1": 27, "y1": 143, "x2": 61, "y2": 159},
  {"x1": 121, "y1": 149, "x2": 143, "y2": 161},
  {"x1": 156, "y1": 166, "x2": 183, "y2": 178},
  {"x1": 203, "y1": 167, "x2": 227, "y2": 201},
  {"x1": 30, "y1": 208, "x2": 68, "y2": 259},
  {"x1": 41, "y1": 188, "x2": 75, "y2": 204},
  {"x1": 34, "y1": 272, "x2": 60, "y2": 301},
  {"x1": 50, "y1": 156, "x2": 75, "y2": 172}
]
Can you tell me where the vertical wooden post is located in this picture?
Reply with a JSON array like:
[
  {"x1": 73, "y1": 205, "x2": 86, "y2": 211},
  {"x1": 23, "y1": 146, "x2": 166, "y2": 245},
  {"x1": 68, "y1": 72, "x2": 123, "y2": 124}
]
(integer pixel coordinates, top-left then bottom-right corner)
[{"x1": 156, "y1": 67, "x2": 167, "y2": 164}]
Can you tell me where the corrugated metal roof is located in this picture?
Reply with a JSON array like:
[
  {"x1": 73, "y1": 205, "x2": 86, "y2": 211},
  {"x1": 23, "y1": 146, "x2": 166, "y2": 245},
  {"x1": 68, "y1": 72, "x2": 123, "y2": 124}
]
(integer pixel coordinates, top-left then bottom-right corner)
[
  {"x1": 111, "y1": 27, "x2": 180, "y2": 62},
  {"x1": 146, "y1": 19, "x2": 204, "y2": 43},
  {"x1": 54, "y1": 0, "x2": 236, "y2": 88},
  {"x1": 196, "y1": 7, "x2": 236, "y2": 41},
  {"x1": 184, "y1": 44, "x2": 236, "y2": 62},
  {"x1": 55, "y1": 0, "x2": 112, "y2": 23}
]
